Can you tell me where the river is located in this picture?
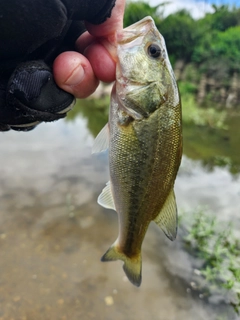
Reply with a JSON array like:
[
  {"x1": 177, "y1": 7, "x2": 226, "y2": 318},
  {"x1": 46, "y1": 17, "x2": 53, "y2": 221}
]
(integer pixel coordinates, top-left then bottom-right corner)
[{"x1": 0, "y1": 99, "x2": 239, "y2": 320}]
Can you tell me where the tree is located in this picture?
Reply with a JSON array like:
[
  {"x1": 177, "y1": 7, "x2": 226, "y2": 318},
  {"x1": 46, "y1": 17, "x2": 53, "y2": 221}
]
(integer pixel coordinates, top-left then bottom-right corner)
[
  {"x1": 202, "y1": 5, "x2": 240, "y2": 32},
  {"x1": 158, "y1": 10, "x2": 197, "y2": 63},
  {"x1": 123, "y1": 1, "x2": 164, "y2": 27},
  {"x1": 193, "y1": 26, "x2": 240, "y2": 75}
]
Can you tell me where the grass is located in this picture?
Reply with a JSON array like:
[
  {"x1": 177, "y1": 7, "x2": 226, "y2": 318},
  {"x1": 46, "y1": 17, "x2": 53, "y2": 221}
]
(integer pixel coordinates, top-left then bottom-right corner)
[
  {"x1": 66, "y1": 81, "x2": 228, "y2": 131},
  {"x1": 181, "y1": 92, "x2": 227, "y2": 130},
  {"x1": 178, "y1": 80, "x2": 228, "y2": 130},
  {"x1": 180, "y1": 209, "x2": 240, "y2": 314}
]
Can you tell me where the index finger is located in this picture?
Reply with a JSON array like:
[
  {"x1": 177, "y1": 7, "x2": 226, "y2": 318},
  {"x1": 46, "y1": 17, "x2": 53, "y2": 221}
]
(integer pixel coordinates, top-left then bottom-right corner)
[{"x1": 85, "y1": 0, "x2": 125, "y2": 38}]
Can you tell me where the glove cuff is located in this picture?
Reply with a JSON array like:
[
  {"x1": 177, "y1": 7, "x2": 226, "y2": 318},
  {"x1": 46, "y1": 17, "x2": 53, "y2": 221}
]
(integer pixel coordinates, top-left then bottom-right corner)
[{"x1": 0, "y1": 60, "x2": 75, "y2": 131}]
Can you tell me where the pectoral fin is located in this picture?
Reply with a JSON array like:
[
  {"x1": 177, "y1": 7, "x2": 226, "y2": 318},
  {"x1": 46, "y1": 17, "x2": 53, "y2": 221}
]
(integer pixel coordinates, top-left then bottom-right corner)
[
  {"x1": 92, "y1": 123, "x2": 109, "y2": 154},
  {"x1": 154, "y1": 189, "x2": 178, "y2": 241},
  {"x1": 97, "y1": 181, "x2": 116, "y2": 210}
]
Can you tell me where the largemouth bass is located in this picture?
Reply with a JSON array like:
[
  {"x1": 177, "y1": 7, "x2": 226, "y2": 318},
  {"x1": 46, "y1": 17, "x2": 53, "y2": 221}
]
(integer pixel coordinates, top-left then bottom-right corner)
[{"x1": 93, "y1": 16, "x2": 182, "y2": 287}]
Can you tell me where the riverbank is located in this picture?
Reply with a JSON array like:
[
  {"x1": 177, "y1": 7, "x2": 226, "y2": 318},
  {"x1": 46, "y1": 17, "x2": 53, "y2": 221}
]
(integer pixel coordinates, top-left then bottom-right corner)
[
  {"x1": 0, "y1": 95, "x2": 239, "y2": 319},
  {"x1": 1, "y1": 120, "x2": 237, "y2": 319}
]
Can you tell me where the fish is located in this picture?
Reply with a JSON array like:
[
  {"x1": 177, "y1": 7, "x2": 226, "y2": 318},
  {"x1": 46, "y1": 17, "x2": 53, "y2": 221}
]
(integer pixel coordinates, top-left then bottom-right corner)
[{"x1": 93, "y1": 16, "x2": 182, "y2": 287}]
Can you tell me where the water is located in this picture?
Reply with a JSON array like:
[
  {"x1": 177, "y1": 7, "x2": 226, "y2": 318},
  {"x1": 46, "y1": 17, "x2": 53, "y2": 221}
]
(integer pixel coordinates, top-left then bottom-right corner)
[{"x1": 0, "y1": 101, "x2": 239, "y2": 320}]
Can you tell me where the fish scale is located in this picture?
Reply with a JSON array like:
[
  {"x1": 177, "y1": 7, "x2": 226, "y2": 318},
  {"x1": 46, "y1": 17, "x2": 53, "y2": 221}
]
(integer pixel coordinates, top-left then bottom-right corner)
[{"x1": 93, "y1": 16, "x2": 182, "y2": 287}]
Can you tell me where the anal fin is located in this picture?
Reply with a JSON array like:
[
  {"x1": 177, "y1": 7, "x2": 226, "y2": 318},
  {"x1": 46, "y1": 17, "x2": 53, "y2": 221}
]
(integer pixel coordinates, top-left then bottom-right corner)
[
  {"x1": 154, "y1": 189, "x2": 178, "y2": 241},
  {"x1": 97, "y1": 181, "x2": 116, "y2": 211}
]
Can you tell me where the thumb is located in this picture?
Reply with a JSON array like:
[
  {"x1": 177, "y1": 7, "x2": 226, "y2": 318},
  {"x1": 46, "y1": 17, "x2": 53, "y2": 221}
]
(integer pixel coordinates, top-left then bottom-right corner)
[
  {"x1": 85, "y1": 0, "x2": 125, "y2": 38},
  {"x1": 53, "y1": 51, "x2": 99, "y2": 99}
]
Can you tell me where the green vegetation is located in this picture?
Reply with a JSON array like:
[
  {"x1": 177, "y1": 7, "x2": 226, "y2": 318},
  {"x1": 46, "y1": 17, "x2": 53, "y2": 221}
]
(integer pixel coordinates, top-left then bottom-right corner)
[
  {"x1": 124, "y1": 1, "x2": 240, "y2": 106},
  {"x1": 123, "y1": 1, "x2": 164, "y2": 27},
  {"x1": 67, "y1": 1, "x2": 240, "y2": 172},
  {"x1": 182, "y1": 94, "x2": 226, "y2": 127},
  {"x1": 66, "y1": 4, "x2": 240, "y2": 312},
  {"x1": 179, "y1": 82, "x2": 227, "y2": 129},
  {"x1": 66, "y1": 96, "x2": 109, "y2": 137},
  {"x1": 158, "y1": 10, "x2": 197, "y2": 64},
  {"x1": 66, "y1": 92, "x2": 240, "y2": 175},
  {"x1": 192, "y1": 25, "x2": 240, "y2": 74},
  {"x1": 180, "y1": 209, "x2": 240, "y2": 313},
  {"x1": 124, "y1": 2, "x2": 240, "y2": 68}
]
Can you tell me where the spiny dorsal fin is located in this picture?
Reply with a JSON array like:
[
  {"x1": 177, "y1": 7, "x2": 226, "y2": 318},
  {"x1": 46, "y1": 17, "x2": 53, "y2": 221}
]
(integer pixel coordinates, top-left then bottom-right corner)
[
  {"x1": 97, "y1": 181, "x2": 116, "y2": 210},
  {"x1": 154, "y1": 189, "x2": 177, "y2": 241},
  {"x1": 92, "y1": 123, "x2": 109, "y2": 154}
]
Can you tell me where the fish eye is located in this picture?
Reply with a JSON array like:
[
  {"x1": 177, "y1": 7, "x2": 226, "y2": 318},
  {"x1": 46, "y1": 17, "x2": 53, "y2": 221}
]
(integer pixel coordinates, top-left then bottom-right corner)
[{"x1": 147, "y1": 44, "x2": 161, "y2": 58}]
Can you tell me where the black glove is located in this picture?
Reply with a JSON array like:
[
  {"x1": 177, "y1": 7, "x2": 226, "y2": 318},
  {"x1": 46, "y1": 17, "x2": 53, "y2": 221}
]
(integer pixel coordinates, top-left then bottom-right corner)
[{"x1": 0, "y1": 0, "x2": 115, "y2": 131}]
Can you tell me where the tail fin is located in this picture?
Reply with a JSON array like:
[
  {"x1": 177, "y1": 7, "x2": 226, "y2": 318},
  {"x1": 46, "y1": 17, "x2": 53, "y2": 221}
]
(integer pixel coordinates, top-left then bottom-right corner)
[{"x1": 101, "y1": 244, "x2": 142, "y2": 287}]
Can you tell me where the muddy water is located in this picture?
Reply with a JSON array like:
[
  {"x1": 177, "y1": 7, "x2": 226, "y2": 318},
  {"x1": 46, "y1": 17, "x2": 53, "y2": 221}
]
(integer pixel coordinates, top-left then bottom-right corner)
[{"x1": 0, "y1": 118, "x2": 237, "y2": 320}]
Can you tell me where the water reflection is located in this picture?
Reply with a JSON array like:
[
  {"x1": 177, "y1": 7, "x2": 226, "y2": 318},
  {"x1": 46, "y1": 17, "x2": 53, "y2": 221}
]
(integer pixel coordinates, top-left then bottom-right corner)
[
  {"x1": 183, "y1": 113, "x2": 240, "y2": 175},
  {"x1": 70, "y1": 99, "x2": 240, "y2": 175},
  {"x1": 176, "y1": 156, "x2": 240, "y2": 224},
  {"x1": 66, "y1": 97, "x2": 110, "y2": 138},
  {"x1": 0, "y1": 99, "x2": 238, "y2": 319},
  {"x1": 68, "y1": 98, "x2": 240, "y2": 222}
]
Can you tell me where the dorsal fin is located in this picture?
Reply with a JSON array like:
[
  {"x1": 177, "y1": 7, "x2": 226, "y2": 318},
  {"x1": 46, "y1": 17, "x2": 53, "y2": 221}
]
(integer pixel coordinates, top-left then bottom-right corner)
[
  {"x1": 92, "y1": 123, "x2": 109, "y2": 154},
  {"x1": 97, "y1": 181, "x2": 116, "y2": 210},
  {"x1": 154, "y1": 189, "x2": 178, "y2": 241}
]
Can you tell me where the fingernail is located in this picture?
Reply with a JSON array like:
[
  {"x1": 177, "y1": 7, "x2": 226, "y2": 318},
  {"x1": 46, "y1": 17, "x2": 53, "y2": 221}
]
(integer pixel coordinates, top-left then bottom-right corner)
[{"x1": 65, "y1": 64, "x2": 85, "y2": 86}]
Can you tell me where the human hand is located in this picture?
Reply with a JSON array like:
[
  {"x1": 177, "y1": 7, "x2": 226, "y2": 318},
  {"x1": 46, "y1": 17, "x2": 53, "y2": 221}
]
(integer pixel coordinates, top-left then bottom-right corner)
[
  {"x1": 53, "y1": 0, "x2": 125, "y2": 99},
  {"x1": 0, "y1": 0, "x2": 124, "y2": 131}
]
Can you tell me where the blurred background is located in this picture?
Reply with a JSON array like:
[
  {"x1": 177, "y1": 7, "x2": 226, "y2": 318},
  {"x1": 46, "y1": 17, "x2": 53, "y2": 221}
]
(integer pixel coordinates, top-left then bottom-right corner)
[{"x1": 0, "y1": 1, "x2": 240, "y2": 319}]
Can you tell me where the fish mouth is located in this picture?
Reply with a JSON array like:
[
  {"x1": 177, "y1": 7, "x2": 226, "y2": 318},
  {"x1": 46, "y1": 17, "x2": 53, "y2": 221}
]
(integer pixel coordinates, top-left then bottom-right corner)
[{"x1": 117, "y1": 16, "x2": 155, "y2": 45}]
